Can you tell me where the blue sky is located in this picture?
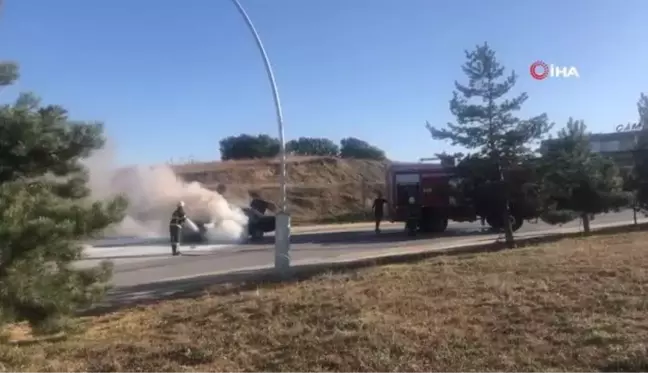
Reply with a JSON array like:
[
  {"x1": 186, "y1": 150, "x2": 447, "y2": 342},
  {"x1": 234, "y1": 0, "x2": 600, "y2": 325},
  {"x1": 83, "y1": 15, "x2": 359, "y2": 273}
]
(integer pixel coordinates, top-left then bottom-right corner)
[{"x1": 1, "y1": 0, "x2": 647, "y2": 165}]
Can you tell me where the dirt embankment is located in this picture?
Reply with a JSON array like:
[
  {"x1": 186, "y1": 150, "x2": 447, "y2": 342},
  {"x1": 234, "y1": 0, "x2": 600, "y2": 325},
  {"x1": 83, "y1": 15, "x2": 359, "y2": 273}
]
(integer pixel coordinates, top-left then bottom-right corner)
[{"x1": 172, "y1": 157, "x2": 388, "y2": 224}]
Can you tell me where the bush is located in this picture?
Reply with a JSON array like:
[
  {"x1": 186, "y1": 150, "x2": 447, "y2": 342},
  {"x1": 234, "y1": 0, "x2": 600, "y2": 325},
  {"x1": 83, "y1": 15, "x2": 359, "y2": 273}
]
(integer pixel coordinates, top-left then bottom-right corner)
[
  {"x1": 340, "y1": 137, "x2": 386, "y2": 160},
  {"x1": 219, "y1": 134, "x2": 280, "y2": 160}
]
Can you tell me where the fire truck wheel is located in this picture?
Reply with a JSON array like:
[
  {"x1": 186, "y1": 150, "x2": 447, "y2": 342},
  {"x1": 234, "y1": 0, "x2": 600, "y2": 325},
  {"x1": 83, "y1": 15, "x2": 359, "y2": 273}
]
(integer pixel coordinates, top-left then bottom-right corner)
[
  {"x1": 419, "y1": 213, "x2": 448, "y2": 233},
  {"x1": 405, "y1": 219, "x2": 418, "y2": 236},
  {"x1": 430, "y1": 217, "x2": 448, "y2": 233}
]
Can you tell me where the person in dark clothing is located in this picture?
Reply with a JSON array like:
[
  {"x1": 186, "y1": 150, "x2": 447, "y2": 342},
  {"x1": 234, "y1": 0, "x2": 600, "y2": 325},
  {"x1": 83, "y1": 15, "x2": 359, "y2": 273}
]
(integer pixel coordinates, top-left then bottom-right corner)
[
  {"x1": 216, "y1": 184, "x2": 227, "y2": 195},
  {"x1": 249, "y1": 191, "x2": 271, "y2": 215},
  {"x1": 169, "y1": 201, "x2": 187, "y2": 256},
  {"x1": 405, "y1": 195, "x2": 419, "y2": 235},
  {"x1": 372, "y1": 192, "x2": 388, "y2": 233}
]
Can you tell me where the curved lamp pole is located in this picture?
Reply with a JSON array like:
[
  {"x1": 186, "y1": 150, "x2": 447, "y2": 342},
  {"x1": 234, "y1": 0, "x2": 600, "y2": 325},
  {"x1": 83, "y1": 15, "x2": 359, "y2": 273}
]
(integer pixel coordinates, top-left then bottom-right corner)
[{"x1": 229, "y1": 0, "x2": 290, "y2": 274}]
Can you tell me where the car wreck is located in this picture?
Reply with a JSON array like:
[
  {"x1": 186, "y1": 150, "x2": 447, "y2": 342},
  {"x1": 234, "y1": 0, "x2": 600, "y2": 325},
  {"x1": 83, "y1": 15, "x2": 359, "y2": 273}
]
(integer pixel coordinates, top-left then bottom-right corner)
[{"x1": 182, "y1": 206, "x2": 276, "y2": 243}]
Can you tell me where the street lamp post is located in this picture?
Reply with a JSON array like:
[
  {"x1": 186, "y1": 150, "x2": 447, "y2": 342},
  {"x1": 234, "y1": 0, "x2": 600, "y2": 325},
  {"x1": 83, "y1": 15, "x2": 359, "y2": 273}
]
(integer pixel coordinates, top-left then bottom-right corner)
[{"x1": 229, "y1": 0, "x2": 290, "y2": 274}]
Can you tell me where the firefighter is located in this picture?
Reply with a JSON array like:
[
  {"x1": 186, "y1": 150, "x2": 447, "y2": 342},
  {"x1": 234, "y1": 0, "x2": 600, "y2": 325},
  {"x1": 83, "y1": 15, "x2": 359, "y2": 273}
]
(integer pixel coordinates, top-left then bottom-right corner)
[
  {"x1": 405, "y1": 195, "x2": 419, "y2": 235},
  {"x1": 372, "y1": 191, "x2": 388, "y2": 233},
  {"x1": 169, "y1": 201, "x2": 187, "y2": 256}
]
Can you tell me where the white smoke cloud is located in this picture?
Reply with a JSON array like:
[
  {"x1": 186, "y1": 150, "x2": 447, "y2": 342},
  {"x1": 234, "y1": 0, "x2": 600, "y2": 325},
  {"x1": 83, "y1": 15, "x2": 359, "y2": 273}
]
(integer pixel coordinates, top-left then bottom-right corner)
[{"x1": 82, "y1": 138, "x2": 248, "y2": 243}]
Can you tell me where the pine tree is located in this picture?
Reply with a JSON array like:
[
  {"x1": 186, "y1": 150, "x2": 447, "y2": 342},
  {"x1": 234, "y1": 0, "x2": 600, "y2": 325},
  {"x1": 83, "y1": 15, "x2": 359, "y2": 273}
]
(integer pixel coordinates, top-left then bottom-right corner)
[
  {"x1": 540, "y1": 118, "x2": 630, "y2": 234},
  {"x1": 426, "y1": 43, "x2": 552, "y2": 247},
  {"x1": 0, "y1": 63, "x2": 127, "y2": 333},
  {"x1": 633, "y1": 93, "x2": 648, "y2": 212},
  {"x1": 620, "y1": 167, "x2": 639, "y2": 225}
]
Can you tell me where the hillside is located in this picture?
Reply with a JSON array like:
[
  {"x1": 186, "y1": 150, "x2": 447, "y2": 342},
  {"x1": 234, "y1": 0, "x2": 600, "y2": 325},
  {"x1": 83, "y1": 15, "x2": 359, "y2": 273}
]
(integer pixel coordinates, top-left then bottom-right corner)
[{"x1": 172, "y1": 157, "x2": 388, "y2": 224}]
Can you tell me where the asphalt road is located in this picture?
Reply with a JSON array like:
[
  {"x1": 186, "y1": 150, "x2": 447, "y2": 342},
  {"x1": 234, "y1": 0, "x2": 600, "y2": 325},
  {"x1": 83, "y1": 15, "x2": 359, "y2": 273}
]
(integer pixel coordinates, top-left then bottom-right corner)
[{"x1": 86, "y1": 210, "x2": 640, "y2": 288}]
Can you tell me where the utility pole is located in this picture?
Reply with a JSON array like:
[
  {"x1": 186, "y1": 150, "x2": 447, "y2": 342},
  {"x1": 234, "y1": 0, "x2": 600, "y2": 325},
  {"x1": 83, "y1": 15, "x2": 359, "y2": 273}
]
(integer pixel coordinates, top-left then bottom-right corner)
[{"x1": 229, "y1": 0, "x2": 291, "y2": 275}]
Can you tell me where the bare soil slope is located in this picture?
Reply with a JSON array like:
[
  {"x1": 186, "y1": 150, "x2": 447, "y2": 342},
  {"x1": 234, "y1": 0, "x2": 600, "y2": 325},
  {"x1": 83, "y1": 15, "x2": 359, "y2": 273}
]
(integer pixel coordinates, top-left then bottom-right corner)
[{"x1": 172, "y1": 157, "x2": 387, "y2": 224}]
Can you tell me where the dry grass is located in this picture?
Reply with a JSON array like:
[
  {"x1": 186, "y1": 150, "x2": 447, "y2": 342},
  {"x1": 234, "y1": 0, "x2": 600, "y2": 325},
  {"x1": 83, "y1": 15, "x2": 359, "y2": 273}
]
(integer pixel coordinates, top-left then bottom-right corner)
[
  {"x1": 4, "y1": 232, "x2": 648, "y2": 371},
  {"x1": 172, "y1": 156, "x2": 387, "y2": 224}
]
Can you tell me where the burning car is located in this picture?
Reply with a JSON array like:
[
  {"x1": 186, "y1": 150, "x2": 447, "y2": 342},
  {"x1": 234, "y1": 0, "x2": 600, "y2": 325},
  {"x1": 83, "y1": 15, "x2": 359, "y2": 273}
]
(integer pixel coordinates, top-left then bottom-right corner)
[{"x1": 182, "y1": 206, "x2": 276, "y2": 243}]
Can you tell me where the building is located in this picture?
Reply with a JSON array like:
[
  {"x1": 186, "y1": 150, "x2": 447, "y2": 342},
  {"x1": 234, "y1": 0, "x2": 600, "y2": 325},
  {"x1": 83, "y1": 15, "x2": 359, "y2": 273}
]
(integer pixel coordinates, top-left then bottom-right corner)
[{"x1": 540, "y1": 125, "x2": 645, "y2": 168}]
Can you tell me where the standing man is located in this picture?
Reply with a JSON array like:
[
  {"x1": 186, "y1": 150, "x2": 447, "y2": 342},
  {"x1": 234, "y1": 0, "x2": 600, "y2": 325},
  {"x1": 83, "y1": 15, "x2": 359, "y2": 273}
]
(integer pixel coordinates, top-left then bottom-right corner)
[
  {"x1": 372, "y1": 191, "x2": 388, "y2": 233},
  {"x1": 249, "y1": 191, "x2": 272, "y2": 215},
  {"x1": 169, "y1": 201, "x2": 187, "y2": 256}
]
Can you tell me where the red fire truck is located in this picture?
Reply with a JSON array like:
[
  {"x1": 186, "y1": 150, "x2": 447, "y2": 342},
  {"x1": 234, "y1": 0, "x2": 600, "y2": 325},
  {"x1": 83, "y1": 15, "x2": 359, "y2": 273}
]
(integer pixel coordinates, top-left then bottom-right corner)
[{"x1": 385, "y1": 158, "x2": 534, "y2": 235}]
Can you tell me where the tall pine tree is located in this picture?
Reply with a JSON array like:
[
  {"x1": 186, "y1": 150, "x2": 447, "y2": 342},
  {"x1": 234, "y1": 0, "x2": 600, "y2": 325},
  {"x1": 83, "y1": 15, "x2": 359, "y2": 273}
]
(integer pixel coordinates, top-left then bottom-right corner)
[
  {"x1": 0, "y1": 62, "x2": 128, "y2": 333},
  {"x1": 540, "y1": 118, "x2": 630, "y2": 234},
  {"x1": 427, "y1": 43, "x2": 551, "y2": 247}
]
